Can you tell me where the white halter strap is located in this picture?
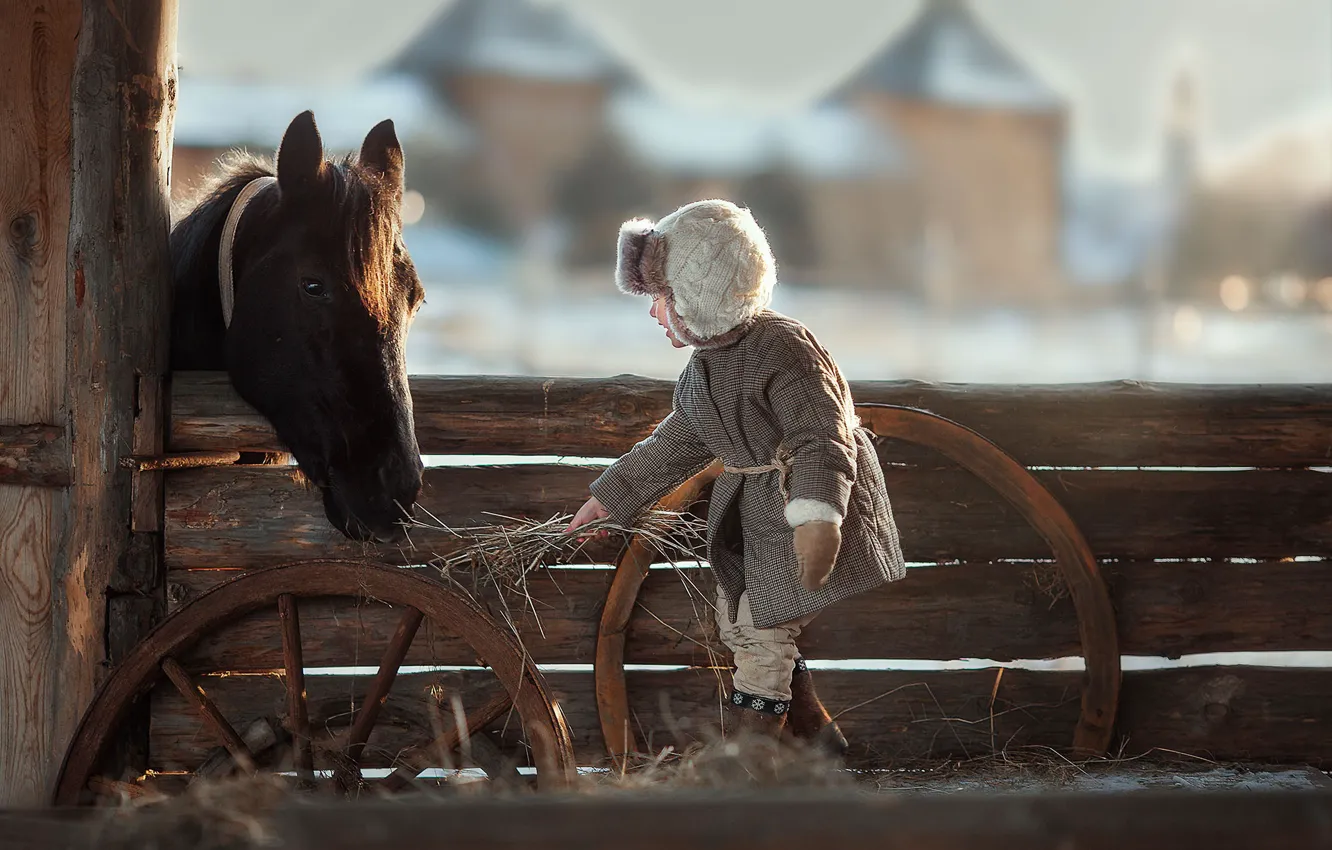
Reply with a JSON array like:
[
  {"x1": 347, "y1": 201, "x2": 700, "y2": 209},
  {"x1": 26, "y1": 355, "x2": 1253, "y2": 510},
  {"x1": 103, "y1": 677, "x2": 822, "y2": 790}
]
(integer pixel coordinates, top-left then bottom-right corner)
[{"x1": 217, "y1": 176, "x2": 278, "y2": 328}]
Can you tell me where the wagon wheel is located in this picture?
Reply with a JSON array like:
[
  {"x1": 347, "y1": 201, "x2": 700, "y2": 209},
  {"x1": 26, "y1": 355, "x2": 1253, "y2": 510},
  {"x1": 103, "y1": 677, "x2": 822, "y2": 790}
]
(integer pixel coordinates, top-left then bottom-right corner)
[
  {"x1": 595, "y1": 404, "x2": 1121, "y2": 761},
  {"x1": 54, "y1": 560, "x2": 576, "y2": 805}
]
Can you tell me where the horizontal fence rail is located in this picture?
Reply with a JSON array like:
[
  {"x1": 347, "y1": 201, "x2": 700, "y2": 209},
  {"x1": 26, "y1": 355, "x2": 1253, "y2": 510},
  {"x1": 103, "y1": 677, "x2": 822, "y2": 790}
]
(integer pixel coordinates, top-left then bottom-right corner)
[
  {"x1": 170, "y1": 372, "x2": 1332, "y2": 467},
  {"x1": 145, "y1": 664, "x2": 1332, "y2": 770},
  {"x1": 163, "y1": 464, "x2": 1332, "y2": 568},
  {"x1": 163, "y1": 558, "x2": 1332, "y2": 670}
]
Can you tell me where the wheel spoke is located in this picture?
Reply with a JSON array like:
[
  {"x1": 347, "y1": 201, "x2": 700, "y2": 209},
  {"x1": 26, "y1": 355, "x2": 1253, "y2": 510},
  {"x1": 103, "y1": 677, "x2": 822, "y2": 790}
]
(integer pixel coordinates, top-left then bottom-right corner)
[
  {"x1": 160, "y1": 657, "x2": 256, "y2": 773},
  {"x1": 380, "y1": 690, "x2": 513, "y2": 792},
  {"x1": 197, "y1": 717, "x2": 281, "y2": 779},
  {"x1": 277, "y1": 593, "x2": 314, "y2": 786},
  {"x1": 332, "y1": 606, "x2": 424, "y2": 789}
]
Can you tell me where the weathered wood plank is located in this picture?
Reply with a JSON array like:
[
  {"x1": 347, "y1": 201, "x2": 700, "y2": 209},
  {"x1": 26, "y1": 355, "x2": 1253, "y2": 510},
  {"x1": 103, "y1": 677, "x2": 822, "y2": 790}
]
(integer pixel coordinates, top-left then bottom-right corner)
[
  {"x1": 57, "y1": 0, "x2": 178, "y2": 809},
  {"x1": 168, "y1": 568, "x2": 620, "y2": 671},
  {"x1": 1115, "y1": 667, "x2": 1332, "y2": 766},
  {"x1": 163, "y1": 465, "x2": 1332, "y2": 569},
  {"x1": 23, "y1": 791, "x2": 1330, "y2": 850},
  {"x1": 129, "y1": 374, "x2": 165, "y2": 534},
  {"x1": 164, "y1": 464, "x2": 621, "y2": 569},
  {"x1": 267, "y1": 791, "x2": 1332, "y2": 850},
  {"x1": 0, "y1": 0, "x2": 79, "y2": 808},
  {"x1": 148, "y1": 666, "x2": 1332, "y2": 771},
  {"x1": 0, "y1": 424, "x2": 70, "y2": 487},
  {"x1": 104, "y1": 592, "x2": 156, "y2": 784},
  {"x1": 0, "y1": 812, "x2": 96, "y2": 850},
  {"x1": 0, "y1": 488, "x2": 65, "y2": 807},
  {"x1": 169, "y1": 372, "x2": 1332, "y2": 467},
  {"x1": 796, "y1": 558, "x2": 1332, "y2": 661},
  {"x1": 165, "y1": 559, "x2": 1332, "y2": 671},
  {"x1": 148, "y1": 667, "x2": 1075, "y2": 770},
  {"x1": 29, "y1": 789, "x2": 1330, "y2": 850}
]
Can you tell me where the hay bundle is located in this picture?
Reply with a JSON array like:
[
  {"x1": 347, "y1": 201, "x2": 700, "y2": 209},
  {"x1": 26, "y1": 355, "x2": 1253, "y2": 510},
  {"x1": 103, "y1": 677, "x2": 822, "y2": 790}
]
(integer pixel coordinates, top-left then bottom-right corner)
[
  {"x1": 406, "y1": 506, "x2": 708, "y2": 641},
  {"x1": 415, "y1": 507, "x2": 703, "y2": 590}
]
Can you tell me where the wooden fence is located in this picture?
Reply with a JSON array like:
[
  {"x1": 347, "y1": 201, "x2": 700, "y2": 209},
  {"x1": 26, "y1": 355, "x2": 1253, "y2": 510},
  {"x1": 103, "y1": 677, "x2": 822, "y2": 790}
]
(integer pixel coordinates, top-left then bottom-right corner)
[{"x1": 129, "y1": 372, "x2": 1332, "y2": 778}]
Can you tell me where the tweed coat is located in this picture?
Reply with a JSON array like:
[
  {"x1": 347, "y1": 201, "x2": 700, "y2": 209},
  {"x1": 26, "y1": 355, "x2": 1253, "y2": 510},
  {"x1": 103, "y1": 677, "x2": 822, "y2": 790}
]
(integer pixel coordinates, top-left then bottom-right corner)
[{"x1": 589, "y1": 310, "x2": 906, "y2": 629}]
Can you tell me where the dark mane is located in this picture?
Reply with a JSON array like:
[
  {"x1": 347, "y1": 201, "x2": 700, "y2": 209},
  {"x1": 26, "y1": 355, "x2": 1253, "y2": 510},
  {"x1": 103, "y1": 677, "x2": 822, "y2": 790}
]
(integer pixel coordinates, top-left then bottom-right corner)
[
  {"x1": 170, "y1": 154, "x2": 277, "y2": 369},
  {"x1": 324, "y1": 154, "x2": 400, "y2": 330},
  {"x1": 172, "y1": 155, "x2": 275, "y2": 289}
]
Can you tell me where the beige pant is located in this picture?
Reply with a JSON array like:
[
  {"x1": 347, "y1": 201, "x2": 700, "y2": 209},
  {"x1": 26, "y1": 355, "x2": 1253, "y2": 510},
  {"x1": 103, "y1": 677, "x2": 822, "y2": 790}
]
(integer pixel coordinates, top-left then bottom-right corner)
[{"x1": 716, "y1": 585, "x2": 818, "y2": 701}]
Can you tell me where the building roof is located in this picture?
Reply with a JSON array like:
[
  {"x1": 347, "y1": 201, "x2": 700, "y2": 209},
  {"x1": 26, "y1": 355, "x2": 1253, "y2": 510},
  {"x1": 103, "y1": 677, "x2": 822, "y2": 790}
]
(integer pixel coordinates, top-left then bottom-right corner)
[
  {"x1": 846, "y1": 0, "x2": 1061, "y2": 112},
  {"x1": 606, "y1": 88, "x2": 907, "y2": 180},
  {"x1": 388, "y1": 0, "x2": 620, "y2": 83},
  {"x1": 173, "y1": 73, "x2": 472, "y2": 155}
]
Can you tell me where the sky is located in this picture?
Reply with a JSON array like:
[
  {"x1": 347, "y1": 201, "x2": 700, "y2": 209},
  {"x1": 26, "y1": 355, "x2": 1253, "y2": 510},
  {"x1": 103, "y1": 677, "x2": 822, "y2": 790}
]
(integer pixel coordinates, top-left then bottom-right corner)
[{"x1": 178, "y1": 0, "x2": 1332, "y2": 178}]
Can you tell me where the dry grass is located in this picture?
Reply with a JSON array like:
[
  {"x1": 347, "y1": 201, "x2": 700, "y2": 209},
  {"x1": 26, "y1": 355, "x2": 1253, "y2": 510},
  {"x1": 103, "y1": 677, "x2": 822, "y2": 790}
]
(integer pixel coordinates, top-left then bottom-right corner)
[
  {"x1": 408, "y1": 508, "x2": 706, "y2": 632},
  {"x1": 1020, "y1": 560, "x2": 1070, "y2": 605},
  {"x1": 86, "y1": 733, "x2": 1313, "y2": 850},
  {"x1": 590, "y1": 732, "x2": 855, "y2": 792},
  {"x1": 90, "y1": 773, "x2": 289, "y2": 849},
  {"x1": 868, "y1": 743, "x2": 1246, "y2": 795},
  {"x1": 85, "y1": 734, "x2": 853, "y2": 848},
  {"x1": 403, "y1": 507, "x2": 708, "y2": 651},
  {"x1": 419, "y1": 508, "x2": 706, "y2": 582}
]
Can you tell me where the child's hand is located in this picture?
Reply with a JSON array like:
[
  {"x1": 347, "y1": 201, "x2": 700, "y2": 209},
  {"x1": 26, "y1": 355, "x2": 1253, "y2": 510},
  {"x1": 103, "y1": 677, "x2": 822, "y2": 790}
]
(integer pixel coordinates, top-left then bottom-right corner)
[
  {"x1": 793, "y1": 521, "x2": 841, "y2": 591},
  {"x1": 566, "y1": 496, "x2": 610, "y2": 535}
]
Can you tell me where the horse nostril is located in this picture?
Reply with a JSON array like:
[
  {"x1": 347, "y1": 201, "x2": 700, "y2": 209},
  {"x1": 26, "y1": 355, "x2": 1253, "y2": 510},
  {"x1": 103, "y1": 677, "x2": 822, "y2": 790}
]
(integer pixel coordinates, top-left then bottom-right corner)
[
  {"x1": 378, "y1": 454, "x2": 421, "y2": 485},
  {"x1": 378, "y1": 454, "x2": 423, "y2": 497}
]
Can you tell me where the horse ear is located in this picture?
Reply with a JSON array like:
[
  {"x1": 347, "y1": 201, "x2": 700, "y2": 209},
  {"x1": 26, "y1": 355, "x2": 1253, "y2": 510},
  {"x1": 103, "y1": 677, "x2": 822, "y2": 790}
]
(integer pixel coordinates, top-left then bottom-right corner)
[
  {"x1": 277, "y1": 110, "x2": 326, "y2": 197},
  {"x1": 359, "y1": 119, "x2": 405, "y2": 199}
]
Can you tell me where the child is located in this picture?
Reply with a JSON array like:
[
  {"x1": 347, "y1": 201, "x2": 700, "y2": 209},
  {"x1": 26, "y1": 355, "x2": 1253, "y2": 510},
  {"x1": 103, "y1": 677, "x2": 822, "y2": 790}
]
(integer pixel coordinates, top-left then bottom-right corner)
[{"x1": 566, "y1": 199, "x2": 906, "y2": 753}]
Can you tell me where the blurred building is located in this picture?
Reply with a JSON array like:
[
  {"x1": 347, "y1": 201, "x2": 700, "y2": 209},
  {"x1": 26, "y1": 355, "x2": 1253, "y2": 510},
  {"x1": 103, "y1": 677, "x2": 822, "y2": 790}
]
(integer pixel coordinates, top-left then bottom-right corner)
[
  {"x1": 171, "y1": 0, "x2": 1330, "y2": 313},
  {"x1": 170, "y1": 73, "x2": 471, "y2": 204},
  {"x1": 385, "y1": 0, "x2": 1071, "y2": 304},
  {"x1": 836, "y1": 0, "x2": 1067, "y2": 304},
  {"x1": 169, "y1": 72, "x2": 517, "y2": 284},
  {"x1": 590, "y1": 90, "x2": 913, "y2": 289},
  {"x1": 390, "y1": 0, "x2": 622, "y2": 238}
]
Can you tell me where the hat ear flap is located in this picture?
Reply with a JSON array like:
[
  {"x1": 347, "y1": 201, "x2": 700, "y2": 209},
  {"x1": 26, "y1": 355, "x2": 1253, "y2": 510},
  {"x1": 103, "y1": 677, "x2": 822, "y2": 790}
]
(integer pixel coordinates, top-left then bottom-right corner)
[{"x1": 615, "y1": 218, "x2": 669, "y2": 296}]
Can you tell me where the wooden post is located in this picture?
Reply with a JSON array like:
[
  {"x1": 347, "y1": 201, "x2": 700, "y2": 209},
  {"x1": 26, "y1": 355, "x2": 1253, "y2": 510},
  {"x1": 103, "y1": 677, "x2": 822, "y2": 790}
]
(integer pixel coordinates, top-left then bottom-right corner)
[{"x1": 0, "y1": 0, "x2": 176, "y2": 805}]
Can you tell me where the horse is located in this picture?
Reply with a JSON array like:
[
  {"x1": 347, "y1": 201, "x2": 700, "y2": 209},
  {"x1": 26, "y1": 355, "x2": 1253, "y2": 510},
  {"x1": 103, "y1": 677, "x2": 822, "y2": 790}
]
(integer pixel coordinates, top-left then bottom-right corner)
[{"x1": 169, "y1": 110, "x2": 425, "y2": 543}]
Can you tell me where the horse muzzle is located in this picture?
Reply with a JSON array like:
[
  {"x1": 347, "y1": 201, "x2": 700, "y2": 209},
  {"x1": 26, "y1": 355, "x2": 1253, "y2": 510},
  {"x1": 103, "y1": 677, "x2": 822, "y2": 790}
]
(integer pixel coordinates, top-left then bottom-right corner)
[{"x1": 322, "y1": 462, "x2": 422, "y2": 544}]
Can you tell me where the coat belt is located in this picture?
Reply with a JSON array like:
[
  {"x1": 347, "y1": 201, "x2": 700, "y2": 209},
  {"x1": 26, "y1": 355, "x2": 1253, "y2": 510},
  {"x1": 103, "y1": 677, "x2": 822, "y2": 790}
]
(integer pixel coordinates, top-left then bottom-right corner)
[{"x1": 722, "y1": 452, "x2": 792, "y2": 498}]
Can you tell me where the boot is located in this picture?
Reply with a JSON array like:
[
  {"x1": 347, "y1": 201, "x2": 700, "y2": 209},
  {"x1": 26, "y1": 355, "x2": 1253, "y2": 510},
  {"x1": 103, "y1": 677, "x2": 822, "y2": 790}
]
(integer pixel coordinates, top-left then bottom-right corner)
[
  {"x1": 723, "y1": 691, "x2": 789, "y2": 740},
  {"x1": 787, "y1": 657, "x2": 849, "y2": 758}
]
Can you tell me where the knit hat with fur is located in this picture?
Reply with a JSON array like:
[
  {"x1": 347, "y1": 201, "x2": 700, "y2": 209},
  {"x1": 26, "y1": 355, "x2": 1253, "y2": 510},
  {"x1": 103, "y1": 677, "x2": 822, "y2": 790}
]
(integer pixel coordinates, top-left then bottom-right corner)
[{"x1": 614, "y1": 199, "x2": 776, "y2": 347}]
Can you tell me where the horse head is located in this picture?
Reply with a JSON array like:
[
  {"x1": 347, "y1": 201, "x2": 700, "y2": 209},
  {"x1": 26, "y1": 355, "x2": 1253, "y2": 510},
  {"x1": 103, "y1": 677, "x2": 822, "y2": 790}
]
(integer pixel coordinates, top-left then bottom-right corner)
[{"x1": 171, "y1": 111, "x2": 426, "y2": 543}]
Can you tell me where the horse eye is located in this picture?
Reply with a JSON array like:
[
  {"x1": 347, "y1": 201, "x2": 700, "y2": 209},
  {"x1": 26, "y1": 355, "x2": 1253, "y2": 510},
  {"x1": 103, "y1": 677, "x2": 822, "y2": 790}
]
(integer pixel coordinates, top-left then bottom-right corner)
[{"x1": 301, "y1": 278, "x2": 328, "y2": 298}]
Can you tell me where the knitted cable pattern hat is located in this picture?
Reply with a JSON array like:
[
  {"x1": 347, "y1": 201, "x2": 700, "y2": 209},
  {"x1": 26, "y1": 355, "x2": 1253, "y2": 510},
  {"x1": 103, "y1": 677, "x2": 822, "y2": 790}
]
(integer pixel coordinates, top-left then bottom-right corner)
[{"x1": 614, "y1": 199, "x2": 776, "y2": 347}]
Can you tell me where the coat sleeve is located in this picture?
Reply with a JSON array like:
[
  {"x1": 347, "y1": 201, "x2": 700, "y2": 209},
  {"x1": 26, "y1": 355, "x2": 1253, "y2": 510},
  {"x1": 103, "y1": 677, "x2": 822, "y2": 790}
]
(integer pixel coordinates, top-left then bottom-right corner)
[
  {"x1": 588, "y1": 408, "x2": 716, "y2": 526},
  {"x1": 766, "y1": 361, "x2": 858, "y2": 528}
]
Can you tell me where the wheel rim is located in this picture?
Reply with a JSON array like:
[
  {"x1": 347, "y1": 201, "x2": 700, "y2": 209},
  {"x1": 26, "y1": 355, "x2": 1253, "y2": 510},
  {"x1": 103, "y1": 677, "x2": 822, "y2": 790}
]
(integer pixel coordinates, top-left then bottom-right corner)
[
  {"x1": 595, "y1": 404, "x2": 1120, "y2": 761},
  {"x1": 54, "y1": 559, "x2": 576, "y2": 804}
]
